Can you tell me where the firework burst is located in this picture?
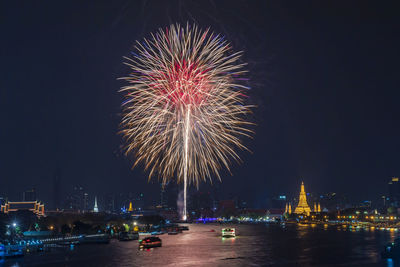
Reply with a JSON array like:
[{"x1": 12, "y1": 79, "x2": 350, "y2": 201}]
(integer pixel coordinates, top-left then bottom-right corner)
[{"x1": 120, "y1": 24, "x2": 253, "y2": 218}]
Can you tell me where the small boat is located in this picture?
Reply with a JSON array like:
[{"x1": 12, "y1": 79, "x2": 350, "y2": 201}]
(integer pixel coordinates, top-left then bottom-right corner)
[
  {"x1": 139, "y1": 232, "x2": 152, "y2": 236},
  {"x1": 151, "y1": 231, "x2": 163, "y2": 235},
  {"x1": 119, "y1": 232, "x2": 139, "y2": 241},
  {"x1": 139, "y1": 237, "x2": 162, "y2": 249},
  {"x1": 222, "y1": 228, "x2": 236, "y2": 238},
  {"x1": 0, "y1": 244, "x2": 24, "y2": 258},
  {"x1": 168, "y1": 231, "x2": 178, "y2": 235}
]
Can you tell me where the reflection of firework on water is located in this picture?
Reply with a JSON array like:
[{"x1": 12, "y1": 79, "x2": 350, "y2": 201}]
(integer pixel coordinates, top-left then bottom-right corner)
[{"x1": 120, "y1": 24, "x2": 253, "y2": 217}]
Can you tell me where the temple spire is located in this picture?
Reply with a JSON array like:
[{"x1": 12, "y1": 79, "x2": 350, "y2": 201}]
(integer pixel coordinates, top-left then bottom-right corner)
[
  {"x1": 93, "y1": 196, "x2": 99, "y2": 213},
  {"x1": 128, "y1": 201, "x2": 133, "y2": 212},
  {"x1": 294, "y1": 181, "x2": 311, "y2": 216},
  {"x1": 301, "y1": 181, "x2": 305, "y2": 193}
]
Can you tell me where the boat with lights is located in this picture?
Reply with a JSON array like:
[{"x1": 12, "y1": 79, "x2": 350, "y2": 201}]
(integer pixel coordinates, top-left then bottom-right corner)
[{"x1": 222, "y1": 228, "x2": 235, "y2": 238}]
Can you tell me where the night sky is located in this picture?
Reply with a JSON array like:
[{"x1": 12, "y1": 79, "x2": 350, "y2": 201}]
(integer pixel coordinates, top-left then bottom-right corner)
[{"x1": 1, "y1": 1, "x2": 399, "y2": 207}]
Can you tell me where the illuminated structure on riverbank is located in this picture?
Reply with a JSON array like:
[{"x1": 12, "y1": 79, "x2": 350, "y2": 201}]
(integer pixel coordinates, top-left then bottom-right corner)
[
  {"x1": 1, "y1": 201, "x2": 45, "y2": 216},
  {"x1": 93, "y1": 196, "x2": 99, "y2": 213},
  {"x1": 285, "y1": 203, "x2": 292, "y2": 214},
  {"x1": 294, "y1": 182, "x2": 311, "y2": 216}
]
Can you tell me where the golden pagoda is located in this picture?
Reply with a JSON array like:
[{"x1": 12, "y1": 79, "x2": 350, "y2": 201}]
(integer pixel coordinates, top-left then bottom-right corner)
[
  {"x1": 128, "y1": 201, "x2": 133, "y2": 212},
  {"x1": 285, "y1": 203, "x2": 292, "y2": 215},
  {"x1": 294, "y1": 181, "x2": 311, "y2": 216},
  {"x1": 317, "y1": 203, "x2": 321, "y2": 213}
]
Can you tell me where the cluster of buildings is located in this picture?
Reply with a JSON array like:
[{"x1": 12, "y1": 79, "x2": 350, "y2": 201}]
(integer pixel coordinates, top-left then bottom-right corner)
[
  {"x1": 3, "y1": 177, "x2": 400, "y2": 224},
  {"x1": 383, "y1": 177, "x2": 400, "y2": 213}
]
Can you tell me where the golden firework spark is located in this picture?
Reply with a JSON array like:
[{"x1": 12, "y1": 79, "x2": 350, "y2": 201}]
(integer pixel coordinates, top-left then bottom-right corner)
[{"x1": 120, "y1": 24, "x2": 253, "y2": 217}]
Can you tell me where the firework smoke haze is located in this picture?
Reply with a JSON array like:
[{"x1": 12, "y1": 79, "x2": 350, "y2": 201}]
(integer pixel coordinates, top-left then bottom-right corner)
[{"x1": 120, "y1": 24, "x2": 253, "y2": 193}]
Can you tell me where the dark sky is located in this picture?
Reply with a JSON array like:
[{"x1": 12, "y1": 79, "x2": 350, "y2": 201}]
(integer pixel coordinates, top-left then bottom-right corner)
[{"x1": 1, "y1": 1, "x2": 399, "y2": 207}]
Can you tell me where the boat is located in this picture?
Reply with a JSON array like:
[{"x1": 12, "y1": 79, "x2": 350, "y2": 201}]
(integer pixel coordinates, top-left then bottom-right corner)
[
  {"x1": 222, "y1": 228, "x2": 236, "y2": 238},
  {"x1": 139, "y1": 232, "x2": 152, "y2": 236},
  {"x1": 151, "y1": 231, "x2": 163, "y2": 235},
  {"x1": 118, "y1": 232, "x2": 139, "y2": 241},
  {"x1": 80, "y1": 234, "x2": 110, "y2": 244},
  {"x1": 167, "y1": 231, "x2": 178, "y2": 235},
  {"x1": 0, "y1": 244, "x2": 24, "y2": 258},
  {"x1": 179, "y1": 225, "x2": 189, "y2": 231},
  {"x1": 139, "y1": 237, "x2": 162, "y2": 249}
]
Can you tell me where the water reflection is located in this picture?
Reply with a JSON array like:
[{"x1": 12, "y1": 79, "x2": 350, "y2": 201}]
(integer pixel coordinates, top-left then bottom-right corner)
[{"x1": 1, "y1": 223, "x2": 397, "y2": 267}]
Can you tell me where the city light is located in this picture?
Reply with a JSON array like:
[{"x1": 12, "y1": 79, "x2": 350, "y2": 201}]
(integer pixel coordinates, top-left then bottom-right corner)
[{"x1": 0, "y1": 2, "x2": 398, "y2": 266}]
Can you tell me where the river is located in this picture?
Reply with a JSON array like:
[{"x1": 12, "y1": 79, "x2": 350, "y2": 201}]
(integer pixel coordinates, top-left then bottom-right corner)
[{"x1": 1, "y1": 223, "x2": 397, "y2": 266}]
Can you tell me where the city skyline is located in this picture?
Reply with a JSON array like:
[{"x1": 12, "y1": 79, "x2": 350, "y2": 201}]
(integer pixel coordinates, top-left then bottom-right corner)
[
  {"x1": 1, "y1": 1, "x2": 400, "y2": 208},
  {"x1": 2, "y1": 177, "x2": 399, "y2": 214}
]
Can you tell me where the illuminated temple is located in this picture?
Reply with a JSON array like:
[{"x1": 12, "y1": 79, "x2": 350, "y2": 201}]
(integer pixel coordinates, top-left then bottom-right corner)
[{"x1": 294, "y1": 181, "x2": 311, "y2": 216}]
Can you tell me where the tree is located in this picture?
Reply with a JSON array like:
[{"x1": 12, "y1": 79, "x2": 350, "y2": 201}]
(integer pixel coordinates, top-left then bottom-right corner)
[
  {"x1": 61, "y1": 224, "x2": 71, "y2": 235},
  {"x1": 0, "y1": 214, "x2": 8, "y2": 239},
  {"x1": 71, "y1": 220, "x2": 92, "y2": 234}
]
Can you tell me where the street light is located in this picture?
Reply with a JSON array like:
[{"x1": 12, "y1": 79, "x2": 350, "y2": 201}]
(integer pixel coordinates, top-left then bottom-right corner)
[{"x1": 12, "y1": 222, "x2": 17, "y2": 227}]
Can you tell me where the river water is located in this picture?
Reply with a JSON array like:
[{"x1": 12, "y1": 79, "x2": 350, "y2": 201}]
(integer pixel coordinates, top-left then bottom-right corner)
[{"x1": 1, "y1": 223, "x2": 398, "y2": 266}]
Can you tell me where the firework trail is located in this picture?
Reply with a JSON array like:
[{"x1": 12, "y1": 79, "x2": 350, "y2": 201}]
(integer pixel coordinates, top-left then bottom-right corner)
[{"x1": 120, "y1": 24, "x2": 253, "y2": 220}]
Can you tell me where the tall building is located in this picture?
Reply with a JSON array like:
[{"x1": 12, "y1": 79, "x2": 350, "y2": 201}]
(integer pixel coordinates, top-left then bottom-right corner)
[
  {"x1": 160, "y1": 183, "x2": 167, "y2": 207},
  {"x1": 105, "y1": 194, "x2": 116, "y2": 213},
  {"x1": 269, "y1": 195, "x2": 287, "y2": 209},
  {"x1": 65, "y1": 185, "x2": 87, "y2": 211},
  {"x1": 294, "y1": 182, "x2": 311, "y2": 216},
  {"x1": 83, "y1": 193, "x2": 89, "y2": 211},
  {"x1": 388, "y1": 177, "x2": 400, "y2": 207},
  {"x1": 135, "y1": 193, "x2": 145, "y2": 210},
  {"x1": 190, "y1": 191, "x2": 213, "y2": 212},
  {"x1": 53, "y1": 170, "x2": 61, "y2": 210},
  {"x1": 23, "y1": 189, "x2": 36, "y2": 201}
]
